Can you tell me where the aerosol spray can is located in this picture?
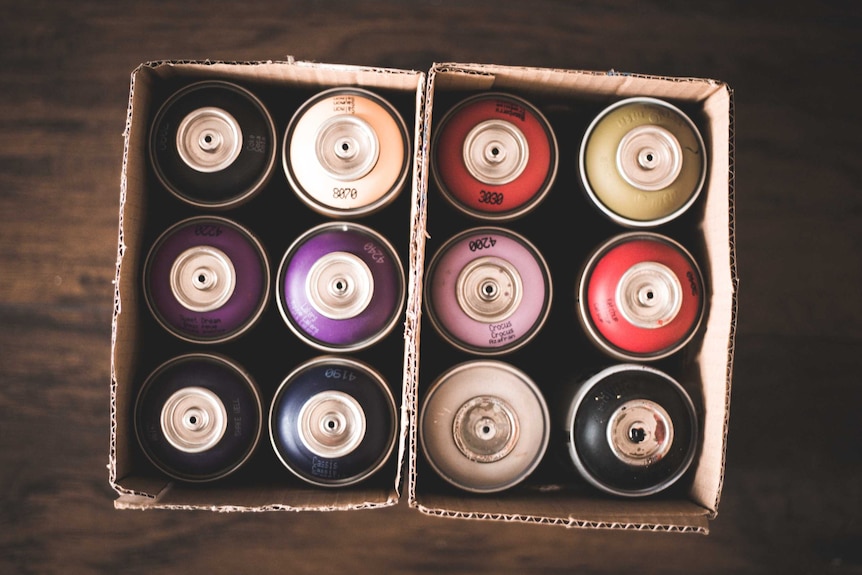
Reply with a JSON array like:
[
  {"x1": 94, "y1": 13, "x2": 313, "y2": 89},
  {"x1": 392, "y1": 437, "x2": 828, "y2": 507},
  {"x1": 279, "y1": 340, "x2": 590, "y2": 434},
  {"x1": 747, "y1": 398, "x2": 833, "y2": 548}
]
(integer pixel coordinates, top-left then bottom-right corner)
[
  {"x1": 269, "y1": 356, "x2": 398, "y2": 487},
  {"x1": 283, "y1": 87, "x2": 411, "y2": 217},
  {"x1": 432, "y1": 92, "x2": 558, "y2": 220},
  {"x1": 580, "y1": 97, "x2": 706, "y2": 227},
  {"x1": 150, "y1": 80, "x2": 277, "y2": 209},
  {"x1": 576, "y1": 231, "x2": 705, "y2": 361},
  {"x1": 135, "y1": 353, "x2": 263, "y2": 482},
  {"x1": 563, "y1": 364, "x2": 698, "y2": 497},
  {"x1": 144, "y1": 216, "x2": 270, "y2": 344},
  {"x1": 420, "y1": 360, "x2": 549, "y2": 493},
  {"x1": 425, "y1": 227, "x2": 552, "y2": 355},
  {"x1": 276, "y1": 222, "x2": 405, "y2": 352}
]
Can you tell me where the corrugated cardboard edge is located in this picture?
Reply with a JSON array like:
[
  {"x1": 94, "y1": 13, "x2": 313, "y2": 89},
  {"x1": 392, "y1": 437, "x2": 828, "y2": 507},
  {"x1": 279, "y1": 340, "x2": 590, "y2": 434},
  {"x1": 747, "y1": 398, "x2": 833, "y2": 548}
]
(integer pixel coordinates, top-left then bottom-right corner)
[
  {"x1": 114, "y1": 489, "x2": 397, "y2": 512},
  {"x1": 712, "y1": 84, "x2": 738, "y2": 515},
  {"x1": 109, "y1": 64, "x2": 153, "y2": 504},
  {"x1": 109, "y1": 59, "x2": 425, "y2": 511},
  {"x1": 405, "y1": 61, "x2": 435, "y2": 517},
  {"x1": 408, "y1": 62, "x2": 736, "y2": 534},
  {"x1": 113, "y1": 502, "x2": 396, "y2": 512},
  {"x1": 413, "y1": 504, "x2": 708, "y2": 534},
  {"x1": 402, "y1": 65, "x2": 429, "y2": 508}
]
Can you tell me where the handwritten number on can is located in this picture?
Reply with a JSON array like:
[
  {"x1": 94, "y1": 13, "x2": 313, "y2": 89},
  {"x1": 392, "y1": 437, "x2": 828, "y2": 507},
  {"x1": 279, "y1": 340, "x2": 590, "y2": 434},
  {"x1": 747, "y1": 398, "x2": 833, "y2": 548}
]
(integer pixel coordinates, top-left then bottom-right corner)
[
  {"x1": 194, "y1": 224, "x2": 223, "y2": 237},
  {"x1": 333, "y1": 187, "x2": 359, "y2": 200},
  {"x1": 363, "y1": 242, "x2": 386, "y2": 264},
  {"x1": 324, "y1": 368, "x2": 357, "y2": 381},
  {"x1": 478, "y1": 190, "x2": 505, "y2": 205},
  {"x1": 468, "y1": 236, "x2": 497, "y2": 252}
]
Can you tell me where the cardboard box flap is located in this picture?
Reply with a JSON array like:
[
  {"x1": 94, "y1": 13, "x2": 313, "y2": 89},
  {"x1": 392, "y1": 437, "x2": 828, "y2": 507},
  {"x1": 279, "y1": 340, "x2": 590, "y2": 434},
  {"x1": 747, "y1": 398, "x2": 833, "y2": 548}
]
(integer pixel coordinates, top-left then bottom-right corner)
[
  {"x1": 110, "y1": 64, "x2": 152, "y2": 491},
  {"x1": 431, "y1": 62, "x2": 727, "y2": 102},
  {"x1": 136, "y1": 59, "x2": 423, "y2": 92},
  {"x1": 691, "y1": 84, "x2": 737, "y2": 515}
]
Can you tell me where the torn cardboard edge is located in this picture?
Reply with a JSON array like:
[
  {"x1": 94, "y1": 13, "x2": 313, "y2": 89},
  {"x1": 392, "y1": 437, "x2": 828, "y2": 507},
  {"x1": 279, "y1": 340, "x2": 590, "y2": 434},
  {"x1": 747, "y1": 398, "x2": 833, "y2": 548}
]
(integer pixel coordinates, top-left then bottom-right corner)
[
  {"x1": 406, "y1": 63, "x2": 736, "y2": 534},
  {"x1": 109, "y1": 59, "x2": 426, "y2": 511},
  {"x1": 414, "y1": 500, "x2": 710, "y2": 534}
]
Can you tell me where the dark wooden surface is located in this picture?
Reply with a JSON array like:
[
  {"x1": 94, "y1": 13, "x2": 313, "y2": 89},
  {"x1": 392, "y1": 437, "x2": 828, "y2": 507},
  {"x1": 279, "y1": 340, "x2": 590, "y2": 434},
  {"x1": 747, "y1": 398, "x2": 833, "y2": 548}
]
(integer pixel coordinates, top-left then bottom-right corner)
[{"x1": 1, "y1": 1, "x2": 860, "y2": 573}]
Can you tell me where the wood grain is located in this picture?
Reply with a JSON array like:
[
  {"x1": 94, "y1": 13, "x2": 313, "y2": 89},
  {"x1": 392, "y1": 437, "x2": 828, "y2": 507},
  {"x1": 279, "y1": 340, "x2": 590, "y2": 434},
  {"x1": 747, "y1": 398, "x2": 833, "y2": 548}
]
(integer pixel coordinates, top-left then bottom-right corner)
[{"x1": 1, "y1": 1, "x2": 860, "y2": 573}]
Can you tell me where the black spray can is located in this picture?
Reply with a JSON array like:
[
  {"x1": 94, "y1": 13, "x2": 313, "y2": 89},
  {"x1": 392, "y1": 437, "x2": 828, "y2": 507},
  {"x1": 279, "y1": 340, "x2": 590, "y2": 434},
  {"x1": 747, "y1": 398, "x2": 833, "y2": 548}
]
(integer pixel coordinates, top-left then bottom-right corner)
[
  {"x1": 150, "y1": 80, "x2": 277, "y2": 209},
  {"x1": 563, "y1": 364, "x2": 698, "y2": 497}
]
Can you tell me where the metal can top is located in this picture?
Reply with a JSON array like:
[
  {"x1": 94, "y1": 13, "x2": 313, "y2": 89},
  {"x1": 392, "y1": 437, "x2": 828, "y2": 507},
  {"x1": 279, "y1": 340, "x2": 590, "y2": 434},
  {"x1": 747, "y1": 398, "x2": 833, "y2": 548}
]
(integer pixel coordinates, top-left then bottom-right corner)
[
  {"x1": 283, "y1": 87, "x2": 410, "y2": 218},
  {"x1": 565, "y1": 364, "x2": 698, "y2": 497},
  {"x1": 176, "y1": 106, "x2": 243, "y2": 173},
  {"x1": 420, "y1": 360, "x2": 549, "y2": 493},
  {"x1": 579, "y1": 97, "x2": 706, "y2": 227},
  {"x1": 431, "y1": 92, "x2": 558, "y2": 221}
]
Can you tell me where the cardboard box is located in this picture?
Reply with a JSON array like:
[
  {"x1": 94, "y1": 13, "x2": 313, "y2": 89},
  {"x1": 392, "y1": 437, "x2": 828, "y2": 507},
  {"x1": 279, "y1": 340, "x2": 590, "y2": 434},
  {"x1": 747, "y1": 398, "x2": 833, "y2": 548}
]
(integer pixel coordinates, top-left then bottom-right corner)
[
  {"x1": 110, "y1": 60, "x2": 736, "y2": 532},
  {"x1": 109, "y1": 59, "x2": 425, "y2": 510},
  {"x1": 408, "y1": 63, "x2": 736, "y2": 533}
]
